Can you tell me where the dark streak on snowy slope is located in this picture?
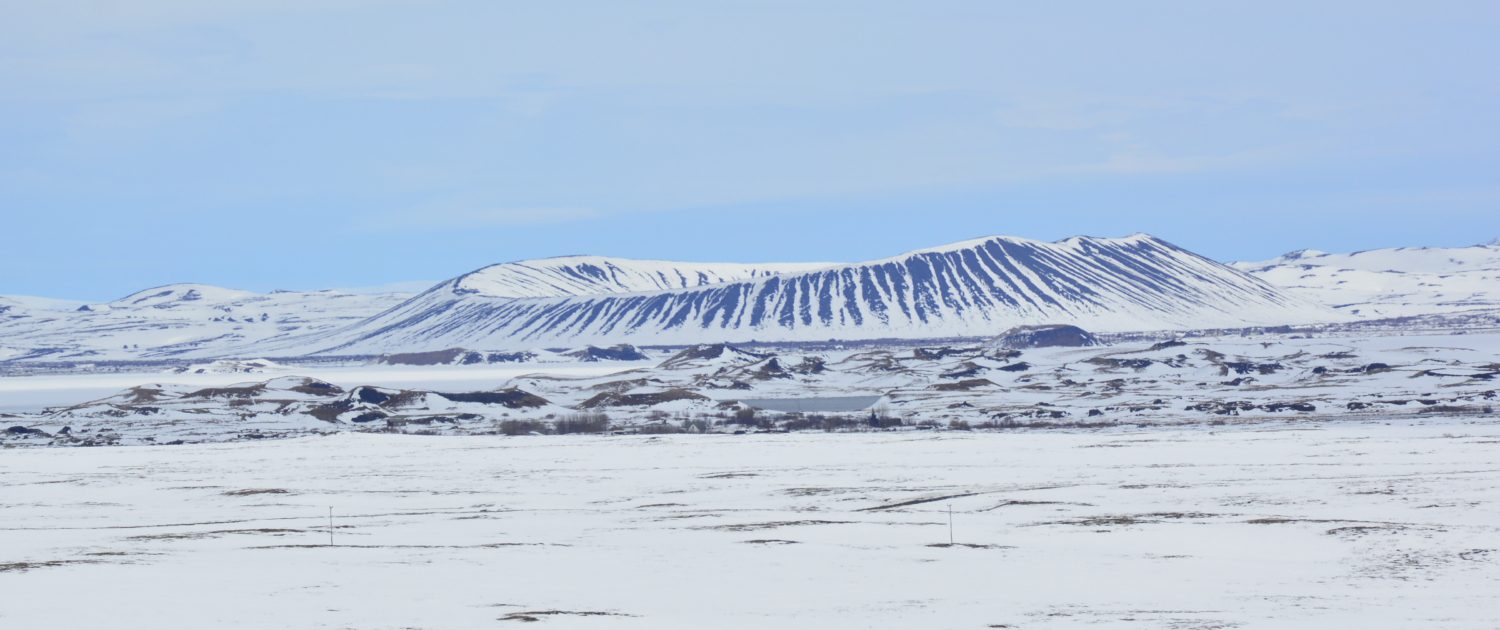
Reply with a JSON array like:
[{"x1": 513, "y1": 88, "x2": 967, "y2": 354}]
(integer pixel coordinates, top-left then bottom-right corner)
[
  {"x1": 305, "y1": 234, "x2": 1339, "y2": 354},
  {"x1": 447, "y1": 256, "x2": 829, "y2": 298}
]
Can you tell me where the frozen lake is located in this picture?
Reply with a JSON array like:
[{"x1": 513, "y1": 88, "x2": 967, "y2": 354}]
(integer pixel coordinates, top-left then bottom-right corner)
[{"x1": 4, "y1": 419, "x2": 1499, "y2": 628}]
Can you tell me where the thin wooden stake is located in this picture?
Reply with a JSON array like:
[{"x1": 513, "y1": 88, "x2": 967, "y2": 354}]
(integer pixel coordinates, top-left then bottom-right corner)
[
  {"x1": 948, "y1": 503, "x2": 954, "y2": 545},
  {"x1": 328, "y1": 506, "x2": 334, "y2": 546}
]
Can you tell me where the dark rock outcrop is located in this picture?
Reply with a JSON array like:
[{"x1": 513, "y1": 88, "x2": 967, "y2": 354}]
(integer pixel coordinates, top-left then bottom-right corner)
[
  {"x1": 659, "y1": 344, "x2": 767, "y2": 369},
  {"x1": 564, "y1": 344, "x2": 649, "y2": 362},
  {"x1": 994, "y1": 325, "x2": 1100, "y2": 349},
  {"x1": 932, "y1": 379, "x2": 997, "y2": 391},
  {"x1": 435, "y1": 389, "x2": 549, "y2": 408},
  {"x1": 578, "y1": 388, "x2": 709, "y2": 408}
]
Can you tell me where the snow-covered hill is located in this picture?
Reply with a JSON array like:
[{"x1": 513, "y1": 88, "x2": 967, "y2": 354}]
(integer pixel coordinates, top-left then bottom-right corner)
[
  {"x1": 0, "y1": 297, "x2": 25, "y2": 319},
  {"x1": 0, "y1": 294, "x2": 87, "y2": 319},
  {"x1": 25, "y1": 234, "x2": 1498, "y2": 363},
  {"x1": 305, "y1": 234, "x2": 1339, "y2": 354},
  {"x1": 1233, "y1": 240, "x2": 1500, "y2": 318},
  {"x1": 0, "y1": 260, "x2": 834, "y2": 362},
  {"x1": 451, "y1": 256, "x2": 831, "y2": 298},
  {"x1": 0, "y1": 284, "x2": 412, "y2": 362},
  {"x1": 100, "y1": 283, "x2": 259, "y2": 311}
]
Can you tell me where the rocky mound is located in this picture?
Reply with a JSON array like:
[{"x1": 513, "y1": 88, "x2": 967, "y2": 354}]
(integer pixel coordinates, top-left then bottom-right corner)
[
  {"x1": 994, "y1": 325, "x2": 1100, "y2": 349},
  {"x1": 563, "y1": 344, "x2": 649, "y2": 362},
  {"x1": 659, "y1": 344, "x2": 768, "y2": 369},
  {"x1": 578, "y1": 388, "x2": 709, "y2": 408}
]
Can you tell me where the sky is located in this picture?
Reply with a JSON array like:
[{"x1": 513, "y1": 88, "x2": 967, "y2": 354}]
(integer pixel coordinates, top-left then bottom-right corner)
[{"x1": 3, "y1": 1, "x2": 1498, "y2": 301}]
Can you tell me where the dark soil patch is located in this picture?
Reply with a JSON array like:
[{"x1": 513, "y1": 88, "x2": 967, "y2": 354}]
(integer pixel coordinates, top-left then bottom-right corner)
[
  {"x1": 978, "y1": 500, "x2": 1081, "y2": 511},
  {"x1": 500, "y1": 610, "x2": 635, "y2": 623},
  {"x1": 1044, "y1": 512, "x2": 1221, "y2": 527},
  {"x1": 700, "y1": 472, "x2": 760, "y2": 479},
  {"x1": 436, "y1": 389, "x2": 549, "y2": 408},
  {"x1": 697, "y1": 520, "x2": 854, "y2": 532},
  {"x1": 1246, "y1": 516, "x2": 1412, "y2": 527},
  {"x1": 288, "y1": 379, "x2": 343, "y2": 396},
  {"x1": 932, "y1": 379, "x2": 998, "y2": 391},
  {"x1": 0, "y1": 559, "x2": 99, "y2": 573},
  {"x1": 927, "y1": 543, "x2": 1012, "y2": 550},
  {"x1": 222, "y1": 488, "x2": 290, "y2": 496},
  {"x1": 1326, "y1": 525, "x2": 1404, "y2": 537},
  {"x1": 254, "y1": 542, "x2": 564, "y2": 550},
  {"x1": 859, "y1": 492, "x2": 984, "y2": 512},
  {"x1": 1458, "y1": 549, "x2": 1493, "y2": 561},
  {"x1": 128, "y1": 528, "x2": 304, "y2": 541},
  {"x1": 183, "y1": 384, "x2": 268, "y2": 399},
  {"x1": 579, "y1": 388, "x2": 707, "y2": 408}
]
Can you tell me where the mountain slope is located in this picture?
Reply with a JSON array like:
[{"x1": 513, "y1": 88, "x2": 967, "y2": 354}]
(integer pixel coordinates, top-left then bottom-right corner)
[
  {"x1": 1233, "y1": 240, "x2": 1500, "y2": 318},
  {"x1": 309, "y1": 234, "x2": 1340, "y2": 353},
  {"x1": 451, "y1": 256, "x2": 832, "y2": 298},
  {"x1": 0, "y1": 284, "x2": 412, "y2": 362},
  {"x1": 101, "y1": 284, "x2": 259, "y2": 310},
  {"x1": 0, "y1": 260, "x2": 838, "y2": 361}
]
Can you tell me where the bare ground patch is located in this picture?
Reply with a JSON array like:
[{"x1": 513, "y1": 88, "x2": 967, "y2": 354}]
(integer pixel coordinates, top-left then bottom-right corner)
[
  {"x1": 978, "y1": 499, "x2": 1089, "y2": 511},
  {"x1": 695, "y1": 520, "x2": 854, "y2": 532},
  {"x1": 927, "y1": 543, "x2": 1013, "y2": 550},
  {"x1": 1325, "y1": 525, "x2": 1413, "y2": 538},
  {"x1": 858, "y1": 491, "x2": 986, "y2": 512},
  {"x1": 252, "y1": 542, "x2": 567, "y2": 550},
  {"x1": 0, "y1": 559, "x2": 101, "y2": 573},
  {"x1": 1036, "y1": 512, "x2": 1224, "y2": 527},
  {"x1": 221, "y1": 488, "x2": 291, "y2": 496},
  {"x1": 127, "y1": 528, "x2": 305, "y2": 541},
  {"x1": 499, "y1": 609, "x2": 636, "y2": 622},
  {"x1": 1458, "y1": 549, "x2": 1493, "y2": 561}
]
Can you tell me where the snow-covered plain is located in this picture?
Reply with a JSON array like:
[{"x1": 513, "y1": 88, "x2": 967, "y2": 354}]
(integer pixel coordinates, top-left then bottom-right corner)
[{"x1": 4, "y1": 421, "x2": 1499, "y2": 629}]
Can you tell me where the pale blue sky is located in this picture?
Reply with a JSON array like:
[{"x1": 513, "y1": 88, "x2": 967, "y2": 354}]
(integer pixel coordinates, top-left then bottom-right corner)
[{"x1": 3, "y1": 1, "x2": 1498, "y2": 300}]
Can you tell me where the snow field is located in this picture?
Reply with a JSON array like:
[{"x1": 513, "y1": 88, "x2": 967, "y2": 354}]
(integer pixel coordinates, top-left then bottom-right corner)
[{"x1": 4, "y1": 420, "x2": 1499, "y2": 628}]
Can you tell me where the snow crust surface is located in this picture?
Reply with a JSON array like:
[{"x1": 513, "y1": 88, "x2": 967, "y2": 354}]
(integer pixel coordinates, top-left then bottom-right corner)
[{"x1": 3, "y1": 422, "x2": 1498, "y2": 628}]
